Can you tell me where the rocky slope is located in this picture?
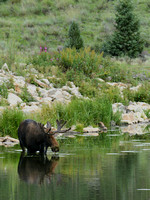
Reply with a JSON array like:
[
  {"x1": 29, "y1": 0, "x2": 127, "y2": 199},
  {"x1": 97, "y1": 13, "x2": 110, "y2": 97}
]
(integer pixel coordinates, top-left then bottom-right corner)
[{"x1": 0, "y1": 63, "x2": 150, "y2": 137}]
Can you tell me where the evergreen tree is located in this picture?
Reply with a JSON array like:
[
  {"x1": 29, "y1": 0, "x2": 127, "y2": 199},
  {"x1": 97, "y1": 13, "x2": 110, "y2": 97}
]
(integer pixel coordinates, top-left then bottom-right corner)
[
  {"x1": 66, "y1": 21, "x2": 84, "y2": 50},
  {"x1": 103, "y1": 0, "x2": 144, "y2": 58}
]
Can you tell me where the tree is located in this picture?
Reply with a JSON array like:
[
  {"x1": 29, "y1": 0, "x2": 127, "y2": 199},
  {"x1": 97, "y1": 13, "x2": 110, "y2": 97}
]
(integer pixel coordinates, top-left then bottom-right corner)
[
  {"x1": 66, "y1": 21, "x2": 84, "y2": 50},
  {"x1": 103, "y1": 0, "x2": 144, "y2": 58}
]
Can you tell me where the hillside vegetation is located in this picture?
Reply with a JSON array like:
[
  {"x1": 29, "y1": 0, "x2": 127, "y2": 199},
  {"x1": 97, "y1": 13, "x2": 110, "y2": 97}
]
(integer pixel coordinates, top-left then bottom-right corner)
[
  {"x1": 0, "y1": 0, "x2": 150, "y2": 138},
  {"x1": 0, "y1": 0, "x2": 150, "y2": 60}
]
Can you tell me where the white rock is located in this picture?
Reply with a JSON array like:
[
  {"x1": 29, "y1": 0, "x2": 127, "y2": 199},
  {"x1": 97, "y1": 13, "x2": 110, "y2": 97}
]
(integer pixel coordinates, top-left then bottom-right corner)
[
  {"x1": 96, "y1": 78, "x2": 105, "y2": 82},
  {"x1": 21, "y1": 105, "x2": 41, "y2": 113},
  {"x1": 0, "y1": 76, "x2": 9, "y2": 85},
  {"x1": 7, "y1": 93, "x2": 23, "y2": 106},
  {"x1": 13, "y1": 76, "x2": 26, "y2": 87},
  {"x1": 2, "y1": 63, "x2": 9, "y2": 72},
  {"x1": 83, "y1": 126, "x2": 99, "y2": 132},
  {"x1": 130, "y1": 84, "x2": 142, "y2": 92},
  {"x1": 136, "y1": 102, "x2": 150, "y2": 110},
  {"x1": 112, "y1": 103, "x2": 126, "y2": 114},
  {"x1": 34, "y1": 79, "x2": 48, "y2": 88},
  {"x1": 27, "y1": 83, "x2": 38, "y2": 97},
  {"x1": 62, "y1": 91, "x2": 72, "y2": 100},
  {"x1": 39, "y1": 97, "x2": 53, "y2": 106},
  {"x1": 42, "y1": 79, "x2": 50, "y2": 85},
  {"x1": 70, "y1": 87, "x2": 82, "y2": 97},
  {"x1": 121, "y1": 111, "x2": 148, "y2": 125},
  {"x1": 47, "y1": 88, "x2": 57, "y2": 96},
  {"x1": 107, "y1": 82, "x2": 128, "y2": 91},
  {"x1": 121, "y1": 124, "x2": 148, "y2": 135},
  {"x1": 37, "y1": 88, "x2": 48, "y2": 98}
]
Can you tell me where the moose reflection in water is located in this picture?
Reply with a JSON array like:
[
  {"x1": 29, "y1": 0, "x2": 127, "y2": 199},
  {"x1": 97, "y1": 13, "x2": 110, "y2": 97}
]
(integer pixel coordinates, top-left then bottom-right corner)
[{"x1": 18, "y1": 154, "x2": 59, "y2": 185}]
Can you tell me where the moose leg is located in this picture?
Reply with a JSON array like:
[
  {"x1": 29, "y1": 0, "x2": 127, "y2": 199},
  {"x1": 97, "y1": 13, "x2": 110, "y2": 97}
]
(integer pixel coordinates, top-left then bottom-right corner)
[
  {"x1": 39, "y1": 144, "x2": 44, "y2": 154},
  {"x1": 44, "y1": 146, "x2": 48, "y2": 155},
  {"x1": 20, "y1": 142, "x2": 25, "y2": 152}
]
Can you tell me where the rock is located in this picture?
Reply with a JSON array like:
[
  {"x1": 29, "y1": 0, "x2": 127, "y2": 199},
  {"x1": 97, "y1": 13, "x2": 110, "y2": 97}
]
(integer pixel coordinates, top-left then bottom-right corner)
[
  {"x1": 47, "y1": 88, "x2": 57, "y2": 96},
  {"x1": 27, "y1": 83, "x2": 38, "y2": 97},
  {"x1": 39, "y1": 97, "x2": 53, "y2": 106},
  {"x1": 130, "y1": 84, "x2": 142, "y2": 92},
  {"x1": 37, "y1": 88, "x2": 49, "y2": 98},
  {"x1": 0, "y1": 136, "x2": 19, "y2": 147},
  {"x1": 121, "y1": 123, "x2": 149, "y2": 135},
  {"x1": 34, "y1": 79, "x2": 49, "y2": 88},
  {"x1": 83, "y1": 126, "x2": 99, "y2": 133},
  {"x1": 0, "y1": 76, "x2": 9, "y2": 85},
  {"x1": 1, "y1": 63, "x2": 9, "y2": 73},
  {"x1": 13, "y1": 76, "x2": 26, "y2": 88},
  {"x1": 29, "y1": 68, "x2": 39, "y2": 74},
  {"x1": 21, "y1": 104, "x2": 41, "y2": 113},
  {"x1": 107, "y1": 82, "x2": 128, "y2": 91},
  {"x1": 7, "y1": 93, "x2": 23, "y2": 106},
  {"x1": 98, "y1": 122, "x2": 107, "y2": 131},
  {"x1": 96, "y1": 78, "x2": 105, "y2": 82},
  {"x1": 112, "y1": 103, "x2": 126, "y2": 114},
  {"x1": 41, "y1": 79, "x2": 50, "y2": 86},
  {"x1": 121, "y1": 111, "x2": 148, "y2": 125}
]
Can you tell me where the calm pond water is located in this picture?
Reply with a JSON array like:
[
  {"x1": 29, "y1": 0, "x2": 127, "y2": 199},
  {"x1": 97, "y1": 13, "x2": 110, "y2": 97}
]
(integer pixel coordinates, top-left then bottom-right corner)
[{"x1": 0, "y1": 133, "x2": 150, "y2": 200}]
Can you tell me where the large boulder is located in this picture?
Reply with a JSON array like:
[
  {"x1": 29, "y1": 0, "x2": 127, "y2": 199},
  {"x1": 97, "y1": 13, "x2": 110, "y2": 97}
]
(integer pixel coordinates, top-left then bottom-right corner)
[{"x1": 7, "y1": 93, "x2": 23, "y2": 106}]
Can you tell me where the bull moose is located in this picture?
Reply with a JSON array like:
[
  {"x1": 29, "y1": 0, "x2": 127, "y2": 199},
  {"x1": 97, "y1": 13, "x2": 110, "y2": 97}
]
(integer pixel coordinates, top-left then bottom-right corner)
[{"x1": 18, "y1": 119, "x2": 70, "y2": 155}]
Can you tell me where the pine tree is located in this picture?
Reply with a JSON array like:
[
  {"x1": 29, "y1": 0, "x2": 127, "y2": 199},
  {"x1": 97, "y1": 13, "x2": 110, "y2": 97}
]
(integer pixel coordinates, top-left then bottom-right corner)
[
  {"x1": 103, "y1": 0, "x2": 144, "y2": 58},
  {"x1": 66, "y1": 21, "x2": 84, "y2": 50}
]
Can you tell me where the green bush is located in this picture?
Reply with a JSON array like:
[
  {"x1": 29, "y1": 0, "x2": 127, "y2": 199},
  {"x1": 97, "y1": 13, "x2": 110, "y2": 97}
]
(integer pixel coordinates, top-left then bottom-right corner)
[
  {"x1": 65, "y1": 21, "x2": 84, "y2": 50},
  {"x1": 0, "y1": 109, "x2": 26, "y2": 138},
  {"x1": 58, "y1": 47, "x2": 103, "y2": 76},
  {"x1": 0, "y1": 84, "x2": 8, "y2": 99},
  {"x1": 103, "y1": 0, "x2": 144, "y2": 58},
  {"x1": 28, "y1": 51, "x2": 58, "y2": 67}
]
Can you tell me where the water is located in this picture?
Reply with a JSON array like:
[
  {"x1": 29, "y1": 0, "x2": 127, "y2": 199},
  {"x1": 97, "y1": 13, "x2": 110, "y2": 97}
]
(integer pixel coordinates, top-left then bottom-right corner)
[{"x1": 0, "y1": 134, "x2": 150, "y2": 200}]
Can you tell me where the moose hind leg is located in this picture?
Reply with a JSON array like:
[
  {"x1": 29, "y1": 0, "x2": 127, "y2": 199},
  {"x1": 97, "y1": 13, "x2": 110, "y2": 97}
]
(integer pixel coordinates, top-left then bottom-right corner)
[{"x1": 20, "y1": 142, "x2": 25, "y2": 152}]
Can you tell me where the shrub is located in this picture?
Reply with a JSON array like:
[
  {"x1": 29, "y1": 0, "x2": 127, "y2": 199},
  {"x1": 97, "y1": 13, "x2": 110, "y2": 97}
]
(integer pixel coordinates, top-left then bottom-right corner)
[
  {"x1": 123, "y1": 82, "x2": 150, "y2": 103},
  {"x1": 58, "y1": 47, "x2": 103, "y2": 76},
  {"x1": 103, "y1": 0, "x2": 144, "y2": 58},
  {"x1": 28, "y1": 50, "x2": 58, "y2": 67},
  {"x1": 65, "y1": 21, "x2": 84, "y2": 50},
  {"x1": 0, "y1": 84, "x2": 8, "y2": 99},
  {"x1": 0, "y1": 109, "x2": 26, "y2": 138}
]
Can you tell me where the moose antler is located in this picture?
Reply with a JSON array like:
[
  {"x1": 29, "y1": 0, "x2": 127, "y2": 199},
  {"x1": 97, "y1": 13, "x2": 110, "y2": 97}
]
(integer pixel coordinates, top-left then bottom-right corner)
[{"x1": 53, "y1": 119, "x2": 71, "y2": 133}]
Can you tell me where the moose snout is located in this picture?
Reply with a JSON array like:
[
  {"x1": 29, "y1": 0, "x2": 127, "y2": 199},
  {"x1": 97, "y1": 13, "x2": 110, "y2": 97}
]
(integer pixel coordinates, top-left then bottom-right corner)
[{"x1": 51, "y1": 146, "x2": 59, "y2": 152}]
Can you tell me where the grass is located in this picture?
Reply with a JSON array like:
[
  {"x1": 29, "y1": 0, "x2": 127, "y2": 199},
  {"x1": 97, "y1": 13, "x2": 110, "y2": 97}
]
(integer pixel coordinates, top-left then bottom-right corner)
[
  {"x1": 0, "y1": 0, "x2": 149, "y2": 66},
  {"x1": 34, "y1": 96, "x2": 112, "y2": 128},
  {"x1": 0, "y1": 96, "x2": 112, "y2": 138},
  {"x1": 0, "y1": 0, "x2": 149, "y2": 138},
  {"x1": 0, "y1": 108, "x2": 26, "y2": 138}
]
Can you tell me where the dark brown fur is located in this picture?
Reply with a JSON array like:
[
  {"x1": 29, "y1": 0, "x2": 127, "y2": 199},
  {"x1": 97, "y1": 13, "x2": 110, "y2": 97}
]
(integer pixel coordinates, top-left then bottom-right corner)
[{"x1": 18, "y1": 119, "x2": 59, "y2": 154}]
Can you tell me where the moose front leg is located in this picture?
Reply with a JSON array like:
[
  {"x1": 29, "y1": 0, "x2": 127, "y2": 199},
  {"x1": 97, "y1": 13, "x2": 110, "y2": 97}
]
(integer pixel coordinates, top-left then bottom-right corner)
[
  {"x1": 39, "y1": 144, "x2": 45, "y2": 154},
  {"x1": 44, "y1": 145, "x2": 48, "y2": 155}
]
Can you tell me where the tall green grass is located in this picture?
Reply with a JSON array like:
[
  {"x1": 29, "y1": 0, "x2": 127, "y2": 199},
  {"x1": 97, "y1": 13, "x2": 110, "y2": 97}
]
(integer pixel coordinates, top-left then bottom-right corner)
[
  {"x1": 35, "y1": 97, "x2": 112, "y2": 128},
  {"x1": 0, "y1": 109, "x2": 26, "y2": 138}
]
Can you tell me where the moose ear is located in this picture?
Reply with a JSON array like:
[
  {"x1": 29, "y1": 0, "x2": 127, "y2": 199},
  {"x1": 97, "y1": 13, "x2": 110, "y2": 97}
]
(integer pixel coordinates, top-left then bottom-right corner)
[{"x1": 46, "y1": 121, "x2": 51, "y2": 129}]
